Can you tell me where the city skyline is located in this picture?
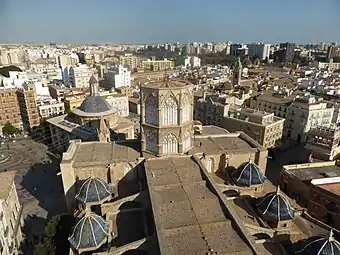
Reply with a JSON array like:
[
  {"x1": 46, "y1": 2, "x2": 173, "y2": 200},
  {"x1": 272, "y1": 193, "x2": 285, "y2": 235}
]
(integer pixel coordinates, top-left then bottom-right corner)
[{"x1": 0, "y1": 0, "x2": 340, "y2": 44}]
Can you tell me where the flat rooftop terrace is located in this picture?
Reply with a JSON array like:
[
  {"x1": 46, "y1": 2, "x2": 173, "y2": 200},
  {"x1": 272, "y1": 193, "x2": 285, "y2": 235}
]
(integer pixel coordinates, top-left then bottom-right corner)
[
  {"x1": 64, "y1": 141, "x2": 140, "y2": 167},
  {"x1": 145, "y1": 156, "x2": 252, "y2": 255},
  {"x1": 191, "y1": 133, "x2": 257, "y2": 155}
]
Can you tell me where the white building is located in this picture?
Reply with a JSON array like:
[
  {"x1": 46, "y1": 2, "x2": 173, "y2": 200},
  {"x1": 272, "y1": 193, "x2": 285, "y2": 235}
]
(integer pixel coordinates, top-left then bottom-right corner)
[
  {"x1": 286, "y1": 93, "x2": 334, "y2": 141},
  {"x1": 103, "y1": 65, "x2": 131, "y2": 89},
  {"x1": 37, "y1": 99, "x2": 65, "y2": 119},
  {"x1": 248, "y1": 43, "x2": 271, "y2": 60},
  {"x1": 0, "y1": 171, "x2": 24, "y2": 255},
  {"x1": 184, "y1": 56, "x2": 201, "y2": 68},
  {"x1": 316, "y1": 59, "x2": 340, "y2": 72},
  {"x1": 64, "y1": 64, "x2": 95, "y2": 88},
  {"x1": 100, "y1": 91, "x2": 129, "y2": 117}
]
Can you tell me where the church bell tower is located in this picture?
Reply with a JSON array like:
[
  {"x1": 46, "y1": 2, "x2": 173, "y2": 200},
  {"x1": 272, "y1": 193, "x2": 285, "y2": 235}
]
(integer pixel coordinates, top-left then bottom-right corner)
[{"x1": 140, "y1": 78, "x2": 194, "y2": 157}]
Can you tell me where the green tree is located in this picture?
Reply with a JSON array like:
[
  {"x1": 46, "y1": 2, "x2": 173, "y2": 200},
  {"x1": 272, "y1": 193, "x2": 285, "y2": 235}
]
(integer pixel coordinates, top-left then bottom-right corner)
[
  {"x1": 0, "y1": 65, "x2": 22, "y2": 77},
  {"x1": 35, "y1": 216, "x2": 60, "y2": 255},
  {"x1": 2, "y1": 122, "x2": 18, "y2": 136}
]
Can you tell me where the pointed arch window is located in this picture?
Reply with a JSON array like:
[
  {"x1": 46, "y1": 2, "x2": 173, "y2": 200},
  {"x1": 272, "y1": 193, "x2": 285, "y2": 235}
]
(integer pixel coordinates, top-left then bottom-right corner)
[
  {"x1": 183, "y1": 131, "x2": 191, "y2": 152},
  {"x1": 182, "y1": 96, "x2": 191, "y2": 123},
  {"x1": 163, "y1": 96, "x2": 178, "y2": 125},
  {"x1": 163, "y1": 133, "x2": 178, "y2": 154},
  {"x1": 145, "y1": 94, "x2": 157, "y2": 125},
  {"x1": 146, "y1": 132, "x2": 157, "y2": 153}
]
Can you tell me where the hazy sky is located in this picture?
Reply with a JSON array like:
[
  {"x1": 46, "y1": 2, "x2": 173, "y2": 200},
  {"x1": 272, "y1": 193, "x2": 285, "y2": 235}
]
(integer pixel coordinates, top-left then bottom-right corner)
[{"x1": 0, "y1": 0, "x2": 339, "y2": 44}]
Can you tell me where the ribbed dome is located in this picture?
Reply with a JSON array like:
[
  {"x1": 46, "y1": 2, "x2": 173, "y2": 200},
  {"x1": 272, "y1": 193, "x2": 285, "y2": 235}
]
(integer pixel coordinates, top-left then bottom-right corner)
[
  {"x1": 68, "y1": 212, "x2": 109, "y2": 251},
  {"x1": 295, "y1": 230, "x2": 340, "y2": 255},
  {"x1": 233, "y1": 161, "x2": 266, "y2": 186},
  {"x1": 75, "y1": 177, "x2": 112, "y2": 204},
  {"x1": 257, "y1": 187, "x2": 295, "y2": 221},
  {"x1": 78, "y1": 96, "x2": 112, "y2": 113}
]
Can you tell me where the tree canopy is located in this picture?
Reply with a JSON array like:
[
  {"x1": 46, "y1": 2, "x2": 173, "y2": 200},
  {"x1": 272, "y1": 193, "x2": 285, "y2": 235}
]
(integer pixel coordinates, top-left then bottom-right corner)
[
  {"x1": 0, "y1": 65, "x2": 22, "y2": 77},
  {"x1": 35, "y1": 215, "x2": 73, "y2": 255},
  {"x1": 2, "y1": 122, "x2": 20, "y2": 136},
  {"x1": 200, "y1": 53, "x2": 237, "y2": 66}
]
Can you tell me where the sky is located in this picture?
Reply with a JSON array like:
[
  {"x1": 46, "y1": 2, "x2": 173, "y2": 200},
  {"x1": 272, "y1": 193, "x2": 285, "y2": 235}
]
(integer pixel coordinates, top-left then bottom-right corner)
[{"x1": 0, "y1": 0, "x2": 339, "y2": 44}]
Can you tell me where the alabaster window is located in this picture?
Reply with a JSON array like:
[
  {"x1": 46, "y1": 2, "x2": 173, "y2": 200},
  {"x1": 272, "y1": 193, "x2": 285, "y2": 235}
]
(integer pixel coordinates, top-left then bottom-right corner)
[
  {"x1": 163, "y1": 96, "x2": 178, "y2": 125},
  {"x1": 183, "y1": 131, "x2": 191, "y2": 151},
  {"x1": 182, "y1": 96, "x2": 191, "y2": 123},
  {"x1": 146, "y1": 133, "x2": 157, "y2": 153},
  {"x1": 145, "y1": 95, "x2": 157, "y2": 125},
  {"x1": 205, "y1": 157, "x2": 214, "y2": 173},
  {"x1": 163, "y1": 133, "x2": 178, "y2": 154}
]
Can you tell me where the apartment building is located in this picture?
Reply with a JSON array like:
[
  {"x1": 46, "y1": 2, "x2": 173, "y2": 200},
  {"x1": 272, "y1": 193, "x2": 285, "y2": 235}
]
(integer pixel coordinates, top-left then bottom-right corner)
[
  {"x1": 119, "y1": 54, "x2": 141, "y2": 70},
  {"x1": 316, "y1": 58, "x2": 340, "y2": 72},
  {"x1": 100, "y1": 91, "x2": 129, "y2": 117},
  {"x1": 286, "y1": 93, "x2": 333, "y2": 141},
  {"x1": 64, "y1": 64, "x2": 95, "y2": 88},
  {"x1": 247, "y1": 43, "x2": 271, "y2": 60},
  {"x1": 0, "y1": 171, "x2": 24, "y2": 255},
  {"x1": 249, "y1": 90, "x2": 295, "y2": 119},
  {"x1": 63, "y1": 90, "x2": 86, "y2": 112},
  {"x1": 222, "y1": 108, "x2": 285, "y2": 148},
  {"x1": 48, "y1": 85, "x2": 70, "y2": 101},
  {"x1": 305, "y1": 124, "x2": 340, "y2": 161},
  {"x1": 57, "y1": 54, "x2": 78, "y2": 68},
  {"x1": 16, "y1": 83, "x2": 40, "y2": 131},
  {"x1": 194, "y1": 93, "x2": 244, "y2": 127},
  {"x1": 115, "y1": 86, "x2": 134, "y2": 97},
  {"x1": 37, "y1": 99, "x2": 65, "y2": 119},
  {"x1": 0, "y1": 88, "x2": 23, "y2": 134},
  {"x1": 250, "y1": 91, "x2": 334, "y2": 141},
  {"x1": 103, "y1": 65, "x2": 131, "y2": 89},
  {"x1": 141, "y1": 58, "x2": 174, "y2": 71}
]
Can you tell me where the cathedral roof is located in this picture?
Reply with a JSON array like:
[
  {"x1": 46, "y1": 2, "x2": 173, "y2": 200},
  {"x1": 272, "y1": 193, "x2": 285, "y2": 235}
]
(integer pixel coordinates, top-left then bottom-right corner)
[
  {"x1": 75, "y1": 177, "x2": 112, "y2": 204},
  {"x1": 78, "y1": 95, "x2": 112, "y2": 113},
  {"x1": 68, "y1": 212, "x2": 109, "y2": 251},
  {"x1": 232, "y1": 160, "x2": 266, "y2": 186},
  {"x1": 295, "y1": 230, "x2": 340, "y2": 255},
  {"x1": 257, "y1": 187, "x2": 295, "y2": 221}
]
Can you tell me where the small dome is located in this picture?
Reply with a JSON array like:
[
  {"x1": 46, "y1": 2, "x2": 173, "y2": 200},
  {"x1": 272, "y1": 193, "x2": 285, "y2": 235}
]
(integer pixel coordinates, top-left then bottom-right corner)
[
  {"x1": 257, "y1": 187, "x2": 295, "y2": 221},
  {"x1": 78, "y1": 96, "x2": 111, "y2": 113},
  {"x1": 68, "y1": 212, "x2": 109, "y2": 251},
  {"x1": 233, "y1": 161, "x2": 266, "y2": 186},
  {"x1": 295, "y1": 230, "x2": 340, "y2": 255},
  {"x1": 76, "y1": 177, "x2": 112, "y2": 204},
  {"x1": 244, "y1": 59, "x2": 253, "y2": 66},
  {"x1": 89, "y1": 75, "x2": 98, "y2": 85}
]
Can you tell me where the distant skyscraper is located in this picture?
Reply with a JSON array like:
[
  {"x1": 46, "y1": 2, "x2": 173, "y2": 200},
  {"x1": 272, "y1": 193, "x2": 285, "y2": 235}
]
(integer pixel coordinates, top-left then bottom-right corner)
[{"x1": 248, "y1": 43, "x2": 271, "y2": 60}]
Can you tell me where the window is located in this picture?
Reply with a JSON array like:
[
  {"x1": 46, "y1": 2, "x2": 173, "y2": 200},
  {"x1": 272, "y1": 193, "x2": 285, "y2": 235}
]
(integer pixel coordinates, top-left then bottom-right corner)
[
  {"x1": 145, "y1": 94, "x2": 157, "y2": 125},
  {"x1": 183, "y1": 131, "x2": 191, "y2": 151},
  {"x1": 163, "y1": 96, "x2": 178, "y2": 125},
  {"x1": 163, "y1": 133, "x2": 178, "y2": 154},
  {"x1": 146, "y1": 132, "x2": 157, "y2": 153},
  {"x1": 182, "y1": 96, "x2": 191, "y2": 123}
]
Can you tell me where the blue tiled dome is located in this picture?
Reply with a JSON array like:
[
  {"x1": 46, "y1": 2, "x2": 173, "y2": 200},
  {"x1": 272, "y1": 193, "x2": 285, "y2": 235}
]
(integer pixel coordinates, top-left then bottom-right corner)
[
  {"x1": 78, "y1": 96, "x2": 111, "y2": 113},
  {"x1": 233, "y1": 161, "x2": 266, "y2": 186},
  {"x1": 257, "y1": 187, "x2": 295, "y2": 221},
  {"x1": 76, "y1": 177, "x2": 112, "y2": 204},
  {"x1": 68, "y1": 212, "x2": 109, "y2": 251},
  {"x1": 295, "y1": 230, "x2": 340, "y2": 255}
]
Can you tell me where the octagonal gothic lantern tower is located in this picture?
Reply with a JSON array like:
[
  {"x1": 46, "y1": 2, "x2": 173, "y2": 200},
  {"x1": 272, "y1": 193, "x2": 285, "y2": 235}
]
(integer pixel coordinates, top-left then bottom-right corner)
[{"x1": 140, "y1": 77, "x2": 194, "y2": 156}]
